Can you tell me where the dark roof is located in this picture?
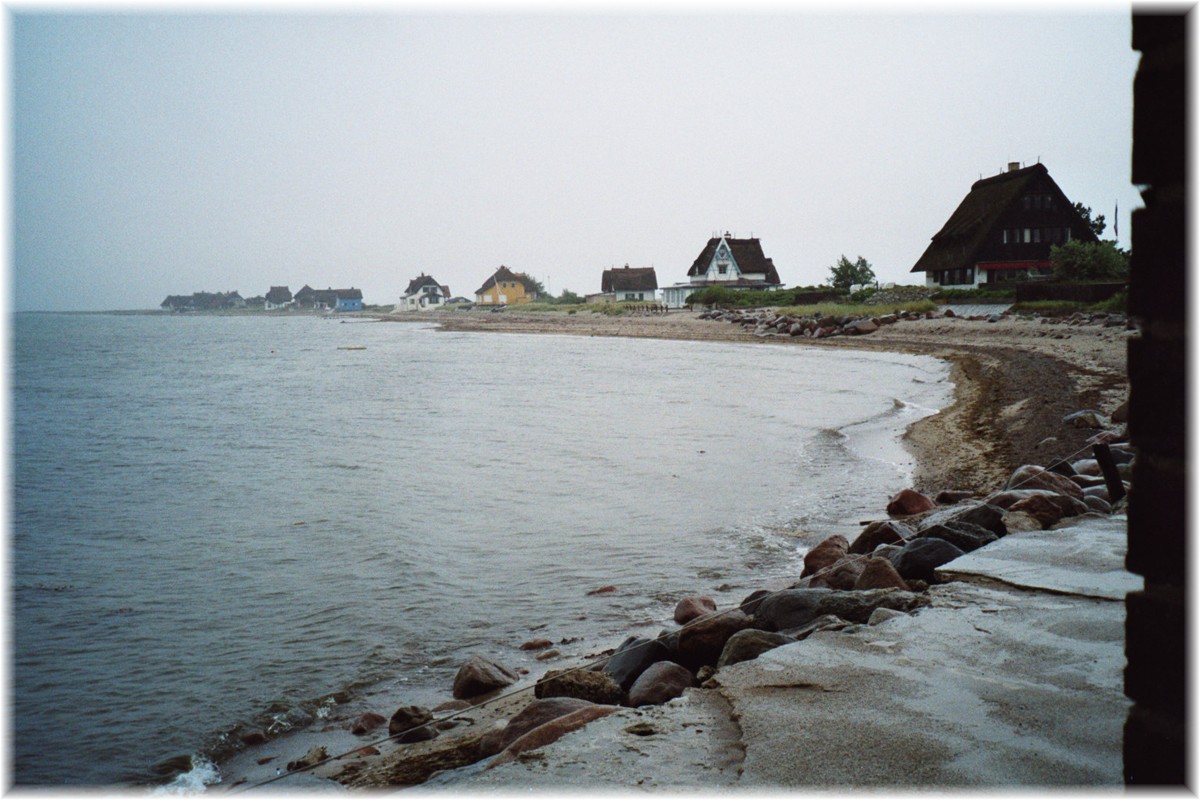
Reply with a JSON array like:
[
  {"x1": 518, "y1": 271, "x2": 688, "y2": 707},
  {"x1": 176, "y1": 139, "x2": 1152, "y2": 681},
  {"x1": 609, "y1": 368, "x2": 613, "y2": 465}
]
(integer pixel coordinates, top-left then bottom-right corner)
[
  {"x1": 688, "y1": 237, "x2": 781, "y2": 285},
  {"x1": 475, "y1": 266, "x2": 540, "y2": 296},
  {"x1": 405, "y1": 274, "x2": 442, "y2": 295},
  {"x1": 911, "y1": 163, "x2": 1099, "y2": 273},
  {"x1": 602, "y1": 266, "x2": 658, "y2": 293},
  {"x1": 335, "y1": 288, "x2": 363, "y2": 301},
  {"x1": 265, "y1": 286, "x2": 292, "y2": 304}
]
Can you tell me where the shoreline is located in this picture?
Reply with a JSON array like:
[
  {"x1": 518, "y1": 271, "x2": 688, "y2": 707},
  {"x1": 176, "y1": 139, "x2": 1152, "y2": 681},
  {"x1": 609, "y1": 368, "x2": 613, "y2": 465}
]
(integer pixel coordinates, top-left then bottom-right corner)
[
  {"x1": 211, "y1": 307, "x2": 1132, "y2": 791},
  {"x1": 379, "y1": 308, "x2": 1131, "y2": 496}
]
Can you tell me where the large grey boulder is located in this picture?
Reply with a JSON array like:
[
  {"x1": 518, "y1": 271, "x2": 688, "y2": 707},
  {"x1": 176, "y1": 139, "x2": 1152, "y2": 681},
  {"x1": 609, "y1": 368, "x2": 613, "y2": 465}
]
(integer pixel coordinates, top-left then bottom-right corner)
[
  {"x1": 889, "y1": 537, "x2": 965, "y2": 581},
  {"x1": 717, "y1": 629, "x2": 797, "y2": 669}
]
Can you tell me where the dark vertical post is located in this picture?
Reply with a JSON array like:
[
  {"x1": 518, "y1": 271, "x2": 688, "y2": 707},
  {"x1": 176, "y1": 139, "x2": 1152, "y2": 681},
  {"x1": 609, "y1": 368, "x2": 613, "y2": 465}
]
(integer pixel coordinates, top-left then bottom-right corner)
[
  {"x1": 1123, "y1": 11, "x2": 1188, "y2": 787},
  {"x1": 1092, "y1": 443, "x2": 1127, "y2": 503}
]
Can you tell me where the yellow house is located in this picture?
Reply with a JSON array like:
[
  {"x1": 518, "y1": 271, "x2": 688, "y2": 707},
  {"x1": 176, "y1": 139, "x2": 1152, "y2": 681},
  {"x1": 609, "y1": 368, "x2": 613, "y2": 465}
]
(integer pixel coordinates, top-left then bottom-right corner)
[{"x1": 474, "y1": 266, "x2": 541, "y2": 305}]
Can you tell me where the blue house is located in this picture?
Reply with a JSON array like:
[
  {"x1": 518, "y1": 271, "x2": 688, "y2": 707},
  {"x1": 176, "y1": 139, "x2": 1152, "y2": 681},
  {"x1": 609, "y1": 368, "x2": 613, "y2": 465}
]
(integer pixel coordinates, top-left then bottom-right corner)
[{"x1": 334, "y1": 288, "x2": 364, "y2": 312}]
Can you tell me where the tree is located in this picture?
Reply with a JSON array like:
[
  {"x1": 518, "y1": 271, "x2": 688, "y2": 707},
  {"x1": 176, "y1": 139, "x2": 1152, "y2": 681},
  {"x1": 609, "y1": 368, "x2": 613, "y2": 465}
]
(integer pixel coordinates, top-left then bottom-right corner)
[
  {"x1": 1049, "y1": 240, "x2": 1129, "y2": 282},
  {"x1": 1072, "y1": 202, "x2": 1108, "y2": 238},
  {"x1": 556, "y1": 289, "x2": 585, "y2": 305},
  {"x1": 827, "y1": 255, "x2": 876, "y2": 290}
]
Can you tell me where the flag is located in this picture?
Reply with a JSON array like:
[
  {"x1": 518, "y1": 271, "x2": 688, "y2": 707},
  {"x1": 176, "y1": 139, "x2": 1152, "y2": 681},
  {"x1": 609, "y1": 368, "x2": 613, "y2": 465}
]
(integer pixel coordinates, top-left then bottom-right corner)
[{"x1": 1114, "y1": 201, "x2": 1119, "y2": 239}]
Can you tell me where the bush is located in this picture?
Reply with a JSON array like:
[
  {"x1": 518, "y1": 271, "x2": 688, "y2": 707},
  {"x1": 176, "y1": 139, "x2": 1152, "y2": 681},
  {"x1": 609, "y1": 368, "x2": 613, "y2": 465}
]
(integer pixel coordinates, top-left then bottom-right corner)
[
  {"x1": 1091, "y1": 290, "x2": 1128, "y2": 314},
  {"x1": 686, "y1": 285, "x2": 840, "y2": 308},
  {"x1": 931, "y1": 286, "x2": 1016, "y2": 303},
  {"x1": 1050, "y1": 240, "x2": 1130, "y2": 282},
  {"x1": 776, "y1": 299, "x2": 938, "y2": 318}
]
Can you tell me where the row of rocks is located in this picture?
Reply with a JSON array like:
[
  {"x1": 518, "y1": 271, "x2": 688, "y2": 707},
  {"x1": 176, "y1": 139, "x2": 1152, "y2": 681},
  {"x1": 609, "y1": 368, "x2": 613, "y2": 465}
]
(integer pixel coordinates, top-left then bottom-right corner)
[
  {"x1": 319, "y1": 431, "x2": 1134, "y2": 785},
  {"x1": 697, "y1": 307, "x2": 934, "y2": 339}
]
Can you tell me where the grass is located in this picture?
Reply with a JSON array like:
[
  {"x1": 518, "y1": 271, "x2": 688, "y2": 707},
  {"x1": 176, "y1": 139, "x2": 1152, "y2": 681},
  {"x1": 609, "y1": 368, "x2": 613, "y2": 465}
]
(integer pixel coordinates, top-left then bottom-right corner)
[{"x1": 774, "y1": 299, "x2": 938, "y2": 318}]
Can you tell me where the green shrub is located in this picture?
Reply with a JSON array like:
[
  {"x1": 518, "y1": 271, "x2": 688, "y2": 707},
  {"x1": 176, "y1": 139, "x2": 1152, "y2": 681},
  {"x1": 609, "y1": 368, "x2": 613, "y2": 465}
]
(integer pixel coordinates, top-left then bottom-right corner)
[
  {"x1": 1091, "y1": 290, "x2": 1128, "y2": 314},
  {"x1": 776, "y1": 299, "x2": 938, "y2": 318}
]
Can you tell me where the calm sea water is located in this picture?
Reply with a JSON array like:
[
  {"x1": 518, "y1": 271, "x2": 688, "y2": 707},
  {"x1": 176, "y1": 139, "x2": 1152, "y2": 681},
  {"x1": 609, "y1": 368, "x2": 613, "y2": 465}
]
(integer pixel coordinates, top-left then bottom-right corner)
[{"x1": 11, "y1": 312, "x2": 951, "y2": 786}]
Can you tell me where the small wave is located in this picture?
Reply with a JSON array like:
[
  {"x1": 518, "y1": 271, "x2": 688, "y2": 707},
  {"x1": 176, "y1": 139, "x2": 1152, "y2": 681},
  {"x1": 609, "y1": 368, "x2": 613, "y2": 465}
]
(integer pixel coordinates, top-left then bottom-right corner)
[{"x1": 152, "y1": 755, "x2": 220, "y2": 795}]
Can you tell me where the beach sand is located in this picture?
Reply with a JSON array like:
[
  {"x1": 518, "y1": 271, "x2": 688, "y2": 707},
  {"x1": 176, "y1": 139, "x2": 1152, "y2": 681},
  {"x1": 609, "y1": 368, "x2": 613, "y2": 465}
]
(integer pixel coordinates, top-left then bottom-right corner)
[{"x1": 381, "y1": 308, "x2": 1131, "y2": 496}]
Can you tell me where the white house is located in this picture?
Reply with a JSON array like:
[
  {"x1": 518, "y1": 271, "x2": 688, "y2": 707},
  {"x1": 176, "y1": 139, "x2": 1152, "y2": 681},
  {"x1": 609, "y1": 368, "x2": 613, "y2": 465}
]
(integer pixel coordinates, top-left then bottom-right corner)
[
  {"x1": 399, "y1": 274, "x2": 450, "y2": 311},
  {"x1": 661, "y1": 234, "x2": 783, "y2": 308}
]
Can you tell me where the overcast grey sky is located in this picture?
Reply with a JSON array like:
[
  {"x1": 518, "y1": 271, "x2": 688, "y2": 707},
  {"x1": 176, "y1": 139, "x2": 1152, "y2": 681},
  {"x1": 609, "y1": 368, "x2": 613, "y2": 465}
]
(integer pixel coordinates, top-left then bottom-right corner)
[{"x1": 13, "y1": 8, "x2": 1141, "y2": 311}]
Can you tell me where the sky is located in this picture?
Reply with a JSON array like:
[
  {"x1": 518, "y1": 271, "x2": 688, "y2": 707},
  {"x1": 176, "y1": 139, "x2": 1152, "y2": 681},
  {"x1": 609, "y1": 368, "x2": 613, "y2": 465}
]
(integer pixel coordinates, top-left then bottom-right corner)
[{"x1": 11, "y1": 5, "x2": 1145, "y2": 311}]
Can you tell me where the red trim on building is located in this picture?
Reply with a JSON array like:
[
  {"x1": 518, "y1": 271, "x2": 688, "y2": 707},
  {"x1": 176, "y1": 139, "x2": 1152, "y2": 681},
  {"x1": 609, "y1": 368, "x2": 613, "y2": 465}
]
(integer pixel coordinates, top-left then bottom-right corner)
[{"x1": 977, "y1": 260, "x2": 1052, "y2": 271}]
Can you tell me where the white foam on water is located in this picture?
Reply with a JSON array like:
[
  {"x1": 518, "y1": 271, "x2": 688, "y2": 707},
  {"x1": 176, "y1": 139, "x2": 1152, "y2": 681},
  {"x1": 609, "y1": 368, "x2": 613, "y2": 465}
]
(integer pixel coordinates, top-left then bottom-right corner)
[{"x1": 153, "y1": 756, "x2": 220, "y2": 795}]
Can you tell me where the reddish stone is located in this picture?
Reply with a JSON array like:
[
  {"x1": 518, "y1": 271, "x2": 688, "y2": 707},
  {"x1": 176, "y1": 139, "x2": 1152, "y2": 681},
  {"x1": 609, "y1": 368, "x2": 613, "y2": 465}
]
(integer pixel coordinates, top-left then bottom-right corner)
[
  {"x1": 452, "y1": 655, "x2": 518, "y2": 700},
  {"x1": 350, "y1": 712, "x2": 386, "y2": 736},
  {"x1": 1008, "y1": 493, "x2": 1064, "y2": 529},
  {"x1": 1006, "y1": 465, "x2": 1085, "y2": 499},
  {"x1": 801, "y1": 534, "x2": 849, "y2": 578},
  {"x1": 673, "y1": 595, "x2": 717, "y2": 625},
  {"x1": 848, "y1": 519, "x2": 912, "y2": 554},
  {"x1": 520, "y1": 638, "x2": 554, "y2": 651},
  {"x1": 677, "y1": 609, "x2": 752, "y2": 667},
  {"x1": 808, "y1": 554, "x2": 869, "y2": 590},
  {"x1": 854, "y1": 557, "x2": 911, "y2": 591},
  {"x1": 586, "y1": 585, "x2": 618, "y2": 596},
  {"x1": 886, "y1": 488, "x2": 937, "y2": 517}
]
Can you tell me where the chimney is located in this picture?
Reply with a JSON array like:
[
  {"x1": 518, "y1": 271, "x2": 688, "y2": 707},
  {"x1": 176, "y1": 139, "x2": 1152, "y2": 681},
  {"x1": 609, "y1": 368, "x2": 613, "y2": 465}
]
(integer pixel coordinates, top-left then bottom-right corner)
[{"x1": 1008, "y1": 161, "x2": 1021, "y2": 172}]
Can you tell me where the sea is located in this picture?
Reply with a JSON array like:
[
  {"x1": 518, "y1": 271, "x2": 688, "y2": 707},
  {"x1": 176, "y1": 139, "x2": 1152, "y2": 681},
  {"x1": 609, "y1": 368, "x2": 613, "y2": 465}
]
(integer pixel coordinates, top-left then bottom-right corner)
[{"x1": 11, "y1": 312, "x2": 952, "y2": 788}]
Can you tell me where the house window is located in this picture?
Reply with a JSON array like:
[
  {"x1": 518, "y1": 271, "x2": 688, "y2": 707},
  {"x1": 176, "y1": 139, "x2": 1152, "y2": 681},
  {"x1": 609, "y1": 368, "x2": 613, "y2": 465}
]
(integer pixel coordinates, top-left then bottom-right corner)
[
  {"x1": 718, "y1": 263, "x2": 728, "y2": 274},
  {"x1": 1023, "y1": 196, "x2": 1032, "y2": 210},
  {"x1": 1023, "y1": 228, "x2": 1032, "y2": 243},
  {"x1": 1033, "y1": 228, "x2": 1041, "y2": 243}
]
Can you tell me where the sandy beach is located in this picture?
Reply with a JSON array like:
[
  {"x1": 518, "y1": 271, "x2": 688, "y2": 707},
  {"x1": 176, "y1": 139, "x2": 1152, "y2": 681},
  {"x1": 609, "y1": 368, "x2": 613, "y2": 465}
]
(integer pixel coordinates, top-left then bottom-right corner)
[{"x1": 381, "y1": 308, "x2": 1131, "y2": 496}]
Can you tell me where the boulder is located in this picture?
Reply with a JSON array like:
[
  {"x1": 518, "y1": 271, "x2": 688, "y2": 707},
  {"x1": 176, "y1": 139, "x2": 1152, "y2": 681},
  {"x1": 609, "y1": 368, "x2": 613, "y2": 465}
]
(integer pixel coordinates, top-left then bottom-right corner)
[
  {"x1": 487, "y1": 706, "x2": 617, "y2": 768},
  {"x1": 627, "y1": 661, "x2": 694, "y2": 707},
  {"x1": 738, "y1": 589, "x2": 772, "y2": 616},
  {"x1": 520, "y1": 638, "x2": 554, "y2": 651},
  {"x1": 1063, "y1": 410, "x2": 1108, "y2": 429},
  {"x1": 755, "y1": 587, "x2": 922, "y2": 631},
  {"x1": 808, "y1": 554, "x2": 869, "y2": 590},
  {"x1": 350, "y1": 712, "x2": 386, "y2": 736},
  {"x1": 676, "y1": 609, "x2": 753, "y2": 668},
  {"x1": 478, "y1": 697, "x2": 599, "y2": 757},
  {"x1": 853, "y1": 556, "x2": 910, "y2": 591},
  {"x1": 601, "y1": 636, "x2": 671, "y2": 691},
  {"x1": 1083, "y1": 495, "x2": 1113, "y2": 514},
  {"x1": 801, "y1": 534, "x2": 849, "y2": 578},
  {"x1": 915, "y1": 501, "x2": 1008, "y2": 538},
  {"x1": 389, "y1": 705, "x2": 437, "y2": 743},
  {"x1": 1005, "y1": 465, "x2": 1085, "y2": 500},
  {"x1": 240, "y1": 729, "x2": 268, "y2": 746},
  {"x1": 889, "y1": 537, "x2": 965, "y2": 581},
  {"x1": 717, "y1": 629, "x2": 797, "y2": 668},
  {"x1": 1071, "y1": 459, "x2": 1104, "y2": 477},
  {"x1": 847, "y1": 318, "x2": 880, "y2": 335},
  {"x1": 535, "y1": 667, "x2": 624, "y2": 705},
  {"x1": 1001, "y1": 510, "x2": 1043, "y2": 534},
  {"x1": 1111, "y1": 399, "x2": 1130, "y2": 423},
  {"x1": 674, "y1": 595, "x2": 717, "y2": 625},
  {"x1": 868, "y1": 607, "x2": 907, "y2": 625},
  {"x1": 848, "y1": 519, "x2": 913, "y2": 554},
  {"x1": 1008, "y1": 493, "x2": 1065, "y2": 529},
  {"x1": 917, "y1": 521, "x2": 998, "y2": 553},
  {"x1": 886, "y1": 488, "x2": 937, "y2": 517},
  {"x1": 934, "y1": 490, "x2": 975, "y2": 505},
  {"x1": 815, "y1": 587, "x2": 924, "y2": 623},
  {"x1": 752, "y1": 588, "x2": 830, "y2": 632},
  {"x1": 452, "y1": 655, "x2": 519, "y2": 700},
  {"x1": 780, "y1": 613, "x2": 854, "y2": 640}
]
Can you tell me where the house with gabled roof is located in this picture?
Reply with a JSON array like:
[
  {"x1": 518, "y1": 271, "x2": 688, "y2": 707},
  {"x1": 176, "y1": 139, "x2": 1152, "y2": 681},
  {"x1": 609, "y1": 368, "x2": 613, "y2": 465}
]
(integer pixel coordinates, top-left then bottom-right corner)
[
  {"x1": 910, "y1": 162, "x2": 1100, "y2": 288},
  {"x1": 597, "y1": 265, "x2": 658, "y2": 303},
  {"x1": 264, "y1": 286, "x2": 293, "y2": 310},
  {"x1": 475, "y1": 266, "x2": 541, "y2": 305},
  {"x1": 333, "y1": 288, "x2": 363, "y2": 312},
  {"x1": 661, "y1": 234, "x2": 783, "y2": 308},
  {"x1": 399, "y1": 274, "x2": 451, "y2": 310}
]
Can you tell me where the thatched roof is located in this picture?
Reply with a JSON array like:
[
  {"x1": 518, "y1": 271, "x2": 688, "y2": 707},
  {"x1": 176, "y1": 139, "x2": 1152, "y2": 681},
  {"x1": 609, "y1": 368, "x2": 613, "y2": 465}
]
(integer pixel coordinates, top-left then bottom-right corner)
[
  {"x1": 265, "y1": 286, "x2": 292, "y2": 304},
  {"x1": 602, "y1": 266, "x2": 658, "y2": 292},
  {"x1": 475, "y1": 266, "x2": 540, "y2": 297},
  {"x1": 688, "y1": 237, "x2": 781, "y2": 284},
  {"x1": 911, "y1": 163, "x2": 1099, "y2": 274}
]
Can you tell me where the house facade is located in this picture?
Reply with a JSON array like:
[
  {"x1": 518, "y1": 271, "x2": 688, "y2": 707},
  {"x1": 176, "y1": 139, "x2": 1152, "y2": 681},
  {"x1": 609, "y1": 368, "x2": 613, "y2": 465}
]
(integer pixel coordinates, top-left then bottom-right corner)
[
  {"x1": 264, "y1": 286, "x2": 293, "y2": 310},
  {"x1": 399, "y1": 274, "x2": 450, "y2": 310},
  {"x1": 598, "y1": 265, "x2": 658, "y2": 302},
  {"x1": 475, "y1": 266, "x2": 540, "y2": 305},
  {"x1": 334, "y1": 289, "x2": 364, "y2": 312},
  {"x1": 661, "y1": 234, "x2": 783, "y2": 308},
  {"x1": 910, "y1": 162, "x2": 1100, "y2": 288}
]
